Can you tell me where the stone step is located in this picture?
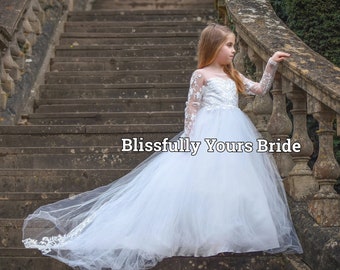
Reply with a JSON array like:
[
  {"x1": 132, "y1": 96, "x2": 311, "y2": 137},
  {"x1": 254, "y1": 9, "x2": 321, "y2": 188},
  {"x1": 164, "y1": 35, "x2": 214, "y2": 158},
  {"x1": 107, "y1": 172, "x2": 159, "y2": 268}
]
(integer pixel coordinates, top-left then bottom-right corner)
[
  {"x1": 0, "y1": 124, "x2": 181, "y2": 147},
  {"x1": 91, "y1": 0, "x2": 213, "y2": 7},
  {"x1": 0, "y1": 169, "x2": 129, "y2": 192},
  {"x1": 92, "y1": 0, "x2": 213, "y2": 10},
  {"x1": 0, "y1": 218, "x2": 289, "y2": 265},
  {"x1": 0, "y1": 192, "x2": 78, "y2": 219},
  {"x1": 67, "y1": 10, "x2": 215, "y2": 22},
  {"x1": 64, "y1": 22, "x2": 205, "y2": 33},
  {"x1": 59, "y1": 32, "x2": 199, "y2": 46},
  {"x1": 26, "y1": 111, "x2": 183, "y2": 125},
  {"x1": 54, "y1": 44, "x2": 196, "y2": 57},
  {"x1": 44, "y1": 70, "x2": 191, "y2": 85},
  {"x1": 0, "y1": 219, "x2": 23, "y2": 248},
  {"x1": 0, "y1": 248, "x2": 72, "y2": 270},
  {"x1": 0, "y1": 244, "x2": 288, "y2": 270},
  {"x1": 0, "y1": 146, "x2": 151, "y2": 170},
  {"x1": 38, "y1": 83, "x2": 188, "y2": 99},
  {"x1": 50, "y1": 56, "x2": 196, "y2": 72},
  {"x1": 34, "y1": 97, "x2": 186, "y2": 113}
]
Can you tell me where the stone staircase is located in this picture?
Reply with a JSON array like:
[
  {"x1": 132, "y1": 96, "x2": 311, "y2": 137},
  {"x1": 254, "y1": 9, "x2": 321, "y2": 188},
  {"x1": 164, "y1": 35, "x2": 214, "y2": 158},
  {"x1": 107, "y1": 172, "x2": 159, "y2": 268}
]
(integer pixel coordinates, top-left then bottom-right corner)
[{"x1": 0, "y1": 0, "x2": 307, "y2": 269}]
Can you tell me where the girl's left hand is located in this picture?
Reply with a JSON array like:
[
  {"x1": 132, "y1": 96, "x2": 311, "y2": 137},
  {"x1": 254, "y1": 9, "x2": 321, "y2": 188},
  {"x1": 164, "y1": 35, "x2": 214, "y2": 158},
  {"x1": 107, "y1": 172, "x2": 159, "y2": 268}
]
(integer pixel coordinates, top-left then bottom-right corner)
[{"x1": 271, "y1": 51, "x2": 291, "y2": 62}]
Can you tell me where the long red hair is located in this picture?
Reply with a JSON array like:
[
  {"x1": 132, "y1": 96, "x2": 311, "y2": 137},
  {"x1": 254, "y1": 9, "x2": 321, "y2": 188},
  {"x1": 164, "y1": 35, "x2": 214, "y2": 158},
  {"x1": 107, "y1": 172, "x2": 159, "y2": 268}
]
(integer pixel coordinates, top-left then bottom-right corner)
[{"x1": 197, "y1": 24, "x2": 244, "y2": 93}]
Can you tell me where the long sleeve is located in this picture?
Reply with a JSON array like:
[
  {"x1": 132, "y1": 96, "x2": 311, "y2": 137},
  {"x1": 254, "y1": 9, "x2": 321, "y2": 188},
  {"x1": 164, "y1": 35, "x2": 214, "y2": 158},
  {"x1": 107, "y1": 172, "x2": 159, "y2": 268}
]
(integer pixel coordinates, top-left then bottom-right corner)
[
  {"x1": 184, "y1": 70, "x2": 204, "y2": 137},
  {"x1": 241, "y1": 57, "x2": 279, "y2": 95}
]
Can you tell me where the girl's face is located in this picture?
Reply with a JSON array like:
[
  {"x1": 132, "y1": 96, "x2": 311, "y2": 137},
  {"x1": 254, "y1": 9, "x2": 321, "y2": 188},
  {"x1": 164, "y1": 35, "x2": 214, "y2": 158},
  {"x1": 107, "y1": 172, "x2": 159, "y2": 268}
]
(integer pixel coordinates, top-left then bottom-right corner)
[{"x1": 214, "y1": 34, "x2": 236, "y2": 66}]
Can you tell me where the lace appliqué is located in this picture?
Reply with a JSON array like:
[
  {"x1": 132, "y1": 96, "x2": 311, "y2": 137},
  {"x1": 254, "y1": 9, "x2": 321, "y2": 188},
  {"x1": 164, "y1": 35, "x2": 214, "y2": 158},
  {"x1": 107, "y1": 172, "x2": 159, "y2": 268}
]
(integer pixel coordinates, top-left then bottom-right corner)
[
  {"x1": 242, "y1": 57, "x2": 278, "y2": 95},
  {"x1": 22, "y1": 216, "x2": 94, "y2": 254},
  {"x1": 184, "y1": 71, "x2": 204, "y2": 137},
  {"x1": 201, "y1": 78, "x2": 239, "y2": 110}
]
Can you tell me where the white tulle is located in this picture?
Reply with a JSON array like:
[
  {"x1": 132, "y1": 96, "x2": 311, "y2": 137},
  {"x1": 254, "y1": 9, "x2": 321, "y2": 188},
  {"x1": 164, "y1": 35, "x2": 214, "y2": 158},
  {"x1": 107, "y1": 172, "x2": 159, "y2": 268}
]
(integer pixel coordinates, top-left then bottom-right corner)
[{"x1": 23, "y1": 61, "x2": 303, "y2": 270}]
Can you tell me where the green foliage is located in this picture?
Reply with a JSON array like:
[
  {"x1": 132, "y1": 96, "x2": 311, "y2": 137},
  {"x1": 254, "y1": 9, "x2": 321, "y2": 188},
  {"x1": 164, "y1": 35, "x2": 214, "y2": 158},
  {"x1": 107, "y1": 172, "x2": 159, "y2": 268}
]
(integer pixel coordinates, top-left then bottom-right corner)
[{"x1": 269, "y1": 0, "x2": 340, "y2": 66}]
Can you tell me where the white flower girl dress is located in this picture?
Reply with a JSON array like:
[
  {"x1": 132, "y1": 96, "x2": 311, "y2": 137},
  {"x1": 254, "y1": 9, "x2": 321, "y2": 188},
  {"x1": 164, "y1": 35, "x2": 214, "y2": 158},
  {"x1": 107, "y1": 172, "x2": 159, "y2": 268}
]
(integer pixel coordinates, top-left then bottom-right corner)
[{"x1": 22, "y1": 58, "x2": 302, "y2": 270}]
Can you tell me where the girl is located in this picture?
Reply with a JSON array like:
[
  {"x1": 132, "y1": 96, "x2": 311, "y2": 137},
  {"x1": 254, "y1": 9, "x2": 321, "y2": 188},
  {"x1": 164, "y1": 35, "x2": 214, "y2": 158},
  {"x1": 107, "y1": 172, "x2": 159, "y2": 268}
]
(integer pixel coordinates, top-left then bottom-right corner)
[{"x1": 23, "y1": 24, "x2": 303, "y2": 270}]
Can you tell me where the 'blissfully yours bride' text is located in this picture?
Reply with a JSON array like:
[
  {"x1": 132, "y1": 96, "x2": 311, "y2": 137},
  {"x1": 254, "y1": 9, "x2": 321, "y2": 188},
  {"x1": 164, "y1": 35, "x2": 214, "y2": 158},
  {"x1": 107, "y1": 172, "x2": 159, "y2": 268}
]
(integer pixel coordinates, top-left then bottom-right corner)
[{"x1": 121, "y1": 137, "x2": 301, "y2": 156}]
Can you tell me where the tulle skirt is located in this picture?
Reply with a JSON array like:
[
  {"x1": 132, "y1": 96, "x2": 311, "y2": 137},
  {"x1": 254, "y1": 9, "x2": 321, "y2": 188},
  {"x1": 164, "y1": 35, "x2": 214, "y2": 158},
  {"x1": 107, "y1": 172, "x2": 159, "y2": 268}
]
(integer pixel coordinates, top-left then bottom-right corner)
[{"x1": 22, "y1": 106, "x2": 303, "y2": 270}]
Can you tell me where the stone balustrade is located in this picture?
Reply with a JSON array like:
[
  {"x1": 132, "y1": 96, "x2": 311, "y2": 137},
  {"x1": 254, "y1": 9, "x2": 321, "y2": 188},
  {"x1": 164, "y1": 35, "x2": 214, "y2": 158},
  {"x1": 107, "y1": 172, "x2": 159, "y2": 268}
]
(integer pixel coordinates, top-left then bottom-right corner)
[
  {"x1": 0, "y1": 0, "x2": 47, "y2": 110},
  {"x1": 0, "y1": 0, "x2": 92, "y2": 124},
  {"x1": 216, "y1": 0, "x2": 340, "y2": 227}
]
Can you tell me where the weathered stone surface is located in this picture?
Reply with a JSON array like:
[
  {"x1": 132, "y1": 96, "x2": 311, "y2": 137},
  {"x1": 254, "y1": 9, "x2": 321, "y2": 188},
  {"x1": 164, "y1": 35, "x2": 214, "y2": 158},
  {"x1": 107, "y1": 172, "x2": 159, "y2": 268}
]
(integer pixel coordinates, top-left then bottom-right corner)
[
  {"x1": 0, "y1": 125, "x2": 181, "y2": 146},
  {"x1": 147, "y1": 252, "x2": 286, "y2": 270},
  {"x1": 64, "y1": 22, "x2": 204, "y2": 33},
  {"x1": 50, "y1": 56, "x2": 195, "y2": 72},
  {"x1": 0, "y1": 169, "x2": 128, "y2": 192},
  {"x1": 39, "y1": 83, "x2": 188, "y2": 99},
  {"x1": 224, "y1": 0, "x2": 339, "y2": 115},
  {"x1": 67, "y1": 9, "x2": 215, "y2": 22},
  {"x1": 55, "y1": 44, "x2": 197, "y2": 57},
  {"x1": 44, "y1": 70, "x2": 192, "y2": 84},
  {"x1": 92, "y1": 0, "x2": 214, "y2": 10},
  {"x1": 290, "y1": 198, "x2": 340, "y2": 270},
  {"x1": 0, "y1": 0, "x2": 65, "y2": 124},
  {"x1": 0, "y1": 0, "x2": 29, "y2": 40},
  {"x1": 0, "y1": 248, "x2": 73, "y2": 270}
]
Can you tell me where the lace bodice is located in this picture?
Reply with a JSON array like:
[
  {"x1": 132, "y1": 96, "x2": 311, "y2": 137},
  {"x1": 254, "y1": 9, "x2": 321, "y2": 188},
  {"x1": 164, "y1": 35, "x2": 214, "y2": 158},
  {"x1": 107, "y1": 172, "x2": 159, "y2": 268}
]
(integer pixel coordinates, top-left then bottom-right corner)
[
  {"x1": 184, "y1": 58, "x2": 278, "y2": 136},
  {"x1": 201, "y1": 78, "x2": 239, "y2": 109}
]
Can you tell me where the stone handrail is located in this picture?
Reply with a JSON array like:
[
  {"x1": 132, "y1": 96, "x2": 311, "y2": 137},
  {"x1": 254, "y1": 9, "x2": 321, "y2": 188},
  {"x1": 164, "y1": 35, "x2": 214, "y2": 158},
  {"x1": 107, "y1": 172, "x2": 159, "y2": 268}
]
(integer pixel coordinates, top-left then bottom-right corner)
[
  {"x1": 216, "y1": 0, "x2": 340, "y2": 227},
  {"x1": 0, "y1": 0, "x2": 92, "y2": 124}
]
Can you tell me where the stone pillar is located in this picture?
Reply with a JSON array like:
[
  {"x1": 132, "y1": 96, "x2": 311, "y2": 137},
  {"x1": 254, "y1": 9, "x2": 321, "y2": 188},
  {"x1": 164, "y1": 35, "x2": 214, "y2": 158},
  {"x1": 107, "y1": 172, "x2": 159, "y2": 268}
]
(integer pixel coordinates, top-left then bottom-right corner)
[
  {"x1": 308, "y1": 97, "x2": 340, "y2": 226},
  {"x1": 248, "y1": 48, "x2": 272, "y2": 140},
  {"x1": 286, "y1": 84, "x2": 318, "y2": 200},
  {"x1": 267, "y1": 74, "x2": 294, "y2": 178}
]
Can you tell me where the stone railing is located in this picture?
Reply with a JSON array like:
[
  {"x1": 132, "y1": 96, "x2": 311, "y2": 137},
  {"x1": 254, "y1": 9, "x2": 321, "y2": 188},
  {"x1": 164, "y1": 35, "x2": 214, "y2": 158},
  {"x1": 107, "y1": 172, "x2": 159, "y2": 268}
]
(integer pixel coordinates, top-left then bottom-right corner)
[
  {"x1": 0, "y1": 0, "x2": 44, "y2": 109},
  {"x1": 216, "y1": 0, "x2": 340, "y2": 227},
  {"x1": 0, "y1": 0, "x2": 93, "y2": 124}
]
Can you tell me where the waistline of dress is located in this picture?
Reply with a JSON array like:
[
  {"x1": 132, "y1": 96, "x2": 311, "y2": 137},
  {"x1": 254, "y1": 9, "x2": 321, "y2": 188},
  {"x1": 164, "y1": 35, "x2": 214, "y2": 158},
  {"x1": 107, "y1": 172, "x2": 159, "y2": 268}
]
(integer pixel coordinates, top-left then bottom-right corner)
[{"x1": 201, "y1": 104, "x2": 238, "y2": 111}]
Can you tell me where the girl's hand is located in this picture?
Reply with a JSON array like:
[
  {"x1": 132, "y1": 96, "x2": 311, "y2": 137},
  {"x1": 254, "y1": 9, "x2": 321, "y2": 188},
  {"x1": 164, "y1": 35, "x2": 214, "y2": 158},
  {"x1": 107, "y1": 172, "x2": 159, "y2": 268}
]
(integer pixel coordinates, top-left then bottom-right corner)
[{"x1": 271, "y1": 51, "x2": 291, "y2": 62}]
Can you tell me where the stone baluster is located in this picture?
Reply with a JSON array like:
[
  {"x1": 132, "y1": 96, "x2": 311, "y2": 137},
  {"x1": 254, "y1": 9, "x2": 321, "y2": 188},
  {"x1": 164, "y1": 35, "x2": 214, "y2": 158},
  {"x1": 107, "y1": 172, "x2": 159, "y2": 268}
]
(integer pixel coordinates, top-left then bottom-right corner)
[
  {"x1": 267, "y1": 75, "x2": 294, "y2": 178},
  {"x1": 234, "y1": 38, "x2": 256, "y2": 124},
  {"x1": 0, "y1": 55, "x2": 15, "y2": 95},
  {"x1": 32, "y1": 0, "x2": 46, "y2": 25},
  {"x1": 0, "y1": 56, "x2": 8, "y2": 110},
  {"x1": 248, "y1": 48, "x2": 272, "y2": 140},
  {"x1": 23, "y1": 17, "x2": 37, "y2": 46},
  {"x1": 286, "y1": 84, "x2": 318, "y2": 200},
  {"x1": 17, "y1": 25, "x2": 32, "y2": 57},
  {"x1": 3, "y1": 49, "x2": 21, "y2": 82},
  {"x1": 233, "y1": 38, "x2": 246, "y2": 74},
  {"x1": 308, "y1": 97, "x2": 340, "y2": 226},
  {"x1": 216, "y1": 0, "x2": 228, "y2": 25},
  {"x1": 27, "y1": 3, "x2": 42, "y2": 36}
]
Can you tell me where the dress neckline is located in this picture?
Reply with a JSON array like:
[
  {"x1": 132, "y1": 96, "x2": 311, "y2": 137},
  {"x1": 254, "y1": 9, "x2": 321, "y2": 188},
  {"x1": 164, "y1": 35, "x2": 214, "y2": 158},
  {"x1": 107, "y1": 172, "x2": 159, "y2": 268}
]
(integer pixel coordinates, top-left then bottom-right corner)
[{"x1": 206, "y1": 77, "x2": 232, "y2": 84}]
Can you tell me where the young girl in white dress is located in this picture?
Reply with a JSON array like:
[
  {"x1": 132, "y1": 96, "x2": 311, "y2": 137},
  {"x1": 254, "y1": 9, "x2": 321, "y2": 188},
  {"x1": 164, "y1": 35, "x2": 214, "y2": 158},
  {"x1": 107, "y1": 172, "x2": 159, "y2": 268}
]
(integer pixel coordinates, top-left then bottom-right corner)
[{"x1": 22, "y1": 23, "x2": 303, "y2": 270}]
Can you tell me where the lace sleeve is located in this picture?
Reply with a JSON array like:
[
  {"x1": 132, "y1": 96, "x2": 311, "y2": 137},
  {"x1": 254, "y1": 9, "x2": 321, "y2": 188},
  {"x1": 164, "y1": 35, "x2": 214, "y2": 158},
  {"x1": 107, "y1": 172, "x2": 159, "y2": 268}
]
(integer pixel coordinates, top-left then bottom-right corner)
[
  {"x1": 241, "y1": 57, "x2": 279, "y2": 95},
  {"x1": 184, "y1": 70, "x2": 204, "y2": 137}
]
